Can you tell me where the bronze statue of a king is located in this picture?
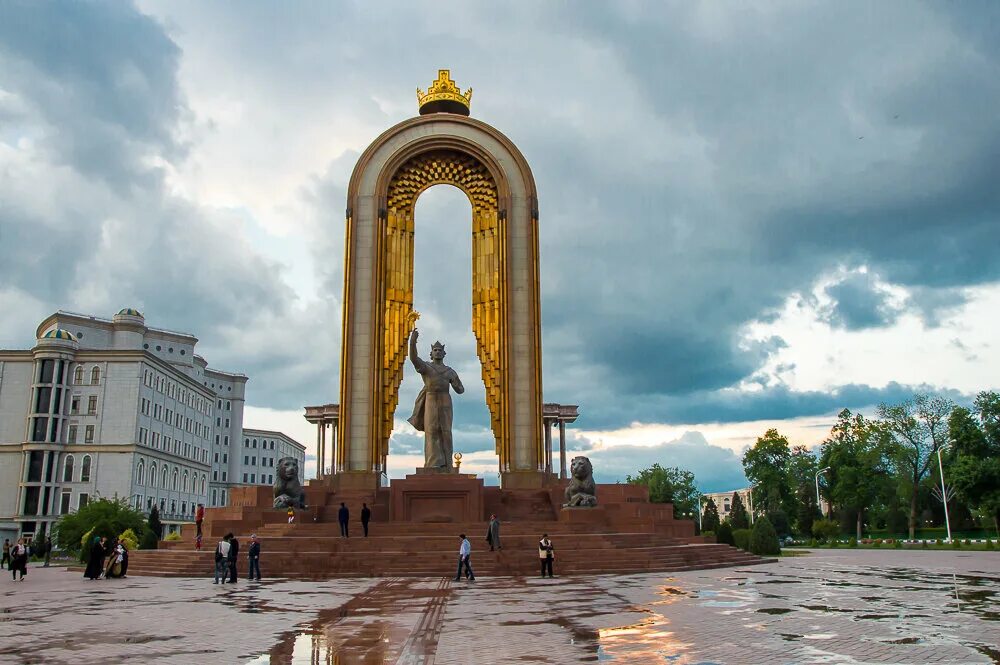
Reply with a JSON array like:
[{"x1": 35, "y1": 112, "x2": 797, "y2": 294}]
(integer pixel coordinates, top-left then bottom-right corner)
[{"x1": 407, "y1": 329, "x2": 464, "y2": 470}]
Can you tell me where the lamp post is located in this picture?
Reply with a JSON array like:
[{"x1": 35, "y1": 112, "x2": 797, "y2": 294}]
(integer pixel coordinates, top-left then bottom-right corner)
[
  {"x1": 748, "y1": 486, "x2": 755, "y2": 525},
  {"x1": 937, "y1": 443, "x2": 952, "y2": 543},
  {"x1": 698, "y1": 496, "x2": 703, "y2": 531},
  {"x1": 815, "y1": 467, "x2": 831, "y2": 516}
]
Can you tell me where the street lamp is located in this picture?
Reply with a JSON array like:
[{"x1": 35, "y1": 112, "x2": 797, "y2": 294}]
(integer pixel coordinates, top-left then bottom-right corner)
[
  {"x1": 937, "y1": 443, "x2": 952, "y2": 543},
  {"x1": 815, "y1": 467, "x2": 831, "y2": 516},
  {"x1": 697, "y1": 496, "x2": 703, "y2": 531},
  {"x1": 748, "y1": 485, "x2": 755, "y2": 525}
]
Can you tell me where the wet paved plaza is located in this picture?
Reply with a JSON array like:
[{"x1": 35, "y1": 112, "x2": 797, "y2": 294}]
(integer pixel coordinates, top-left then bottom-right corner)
[{"x1": 0, "y1": 550, "x2": 997, "y2": 664}]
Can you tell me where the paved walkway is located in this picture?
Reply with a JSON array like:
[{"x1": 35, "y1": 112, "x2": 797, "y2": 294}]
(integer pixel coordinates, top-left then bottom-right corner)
[{"x1": 0, "y1": 550, "x2": 997, "y2": 664}]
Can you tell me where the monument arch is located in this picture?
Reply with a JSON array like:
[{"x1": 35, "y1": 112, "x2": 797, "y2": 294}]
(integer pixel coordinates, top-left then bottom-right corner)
[{"x1": 337, "y1": 71, "x2": 544, "y2": 486}]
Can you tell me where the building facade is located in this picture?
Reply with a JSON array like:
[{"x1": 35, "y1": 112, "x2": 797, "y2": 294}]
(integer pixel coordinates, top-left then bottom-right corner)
[
  {"x1": 701, "y1": 488, "x2": 753, "y2": 521},
  {"x1": 0, "y1": 309, "x2": 302, "y2": 544}
]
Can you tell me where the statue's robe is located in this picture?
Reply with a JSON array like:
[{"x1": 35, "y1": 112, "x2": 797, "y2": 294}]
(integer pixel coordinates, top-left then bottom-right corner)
[{"x1": 407, "y1": 358, "x2": 461, "y2": 468}]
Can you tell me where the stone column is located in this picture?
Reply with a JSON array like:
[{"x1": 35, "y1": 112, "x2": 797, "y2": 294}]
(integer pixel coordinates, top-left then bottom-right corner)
[
  {"x1": 331, "y1": 418, "x2": 338, "y2": 473},
  {"x1": 559, "y1": 420, "x2": 567, "y2": 480},
  {"x1": 544, "y1": 420, "x2": 553, "y2": 474},
  {"x1": 315, "y1": 423, "x2": 323, "y2": 479}
]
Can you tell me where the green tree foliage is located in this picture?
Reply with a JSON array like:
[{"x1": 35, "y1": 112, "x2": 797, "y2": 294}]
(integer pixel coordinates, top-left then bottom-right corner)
[
  {"x1": 750, "y1": 516, "x2": 781, "y2": 555},
  {"x1": 795, "y1": 482, "x2": 819, "y2": 537},
  {"x1": 626, "y1": 464, "x2": 701, "y2": 517},
  {"x1": 702, "y1": 497, "x2": 721, "y2": 533},
  {"x1": 742, "y1": 429, "x2": 794, "y2": 516},
  {"x1": 878, "y1": 394, "x2": 954, "y2": 539},
  {"x1": 716, "y1": 521, "x2": 735, "y2": 546},
  {"x1": 766, "y1": 509, "x2": 791, "y2": 538},
  {"x1": 733, "y1": 528, "x2": 752, "y2": 551},
  {"x1": 148, "y1": 504, "x2": 163, "y2": 540},
  {"x1": 821, "y1": 409, "x2": 895, "y2": 540},
  {"x1": 729, "y1": 491, "x2": 750, "y2": 529},
  {"x1": 54, "y1": 497, "x2": 145, "y2": 557},
  {"x1": 787, "y1": 444, "x2": 818, "y2": 531},
  {"x1": 948, "y1": 392, "x2": 1000, "y2": 535},
  {"x1": 812, "y1": 518, "x2": 840, "y2": 541}
]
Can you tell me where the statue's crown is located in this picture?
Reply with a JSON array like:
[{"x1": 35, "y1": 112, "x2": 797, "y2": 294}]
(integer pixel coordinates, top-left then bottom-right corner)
[
  {"x1": 431, "y1": 340, "x2": 445, "y2": 351},
  {"x1": 417, "y1": 69, "x2": 472, "y2": 116}
]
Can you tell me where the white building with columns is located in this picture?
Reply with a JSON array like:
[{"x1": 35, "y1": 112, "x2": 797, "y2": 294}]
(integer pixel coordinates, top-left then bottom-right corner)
[{"x1": 0, "y1": 309, "x2": 302, "y2": 544}]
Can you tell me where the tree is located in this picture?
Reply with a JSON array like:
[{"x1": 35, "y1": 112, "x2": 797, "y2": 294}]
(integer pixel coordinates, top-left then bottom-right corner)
[
  {"x1": 702, "y1": 497, "x2": 721, "y2": 533},
  {"x1": 788, "y1": 444, "x2": 819, "y2": 534},
  {"x1": 948, "y1": 392, "x2": 1000, "y2": 535},
  {"x1": 795, "y1": 482, "x2": 819, "y2": 537},
  {"x1": 626, "y1": 464, "x2": 701, "y2": 517},
  {"x1": 729, "y1": 491, "x2": 750, "y2": 529},
  {"x1": 743, "y1": 429, "x2": 793, "y2": 517},
  {"x1": 820, "y1": 409, "x2": 894, "y2": 540},
  {"x1": 750, "y1": 516, "x2": 781, "y2": 555},
  {"x1": 53, "y1": 497, "x2": 146, "y2": 557},
  {"x1": 878, "y1": 394, "x2": 954, "y2": 539},
  {"x1": 148, "y1": 504, "x2": 163, "y2": 539}
]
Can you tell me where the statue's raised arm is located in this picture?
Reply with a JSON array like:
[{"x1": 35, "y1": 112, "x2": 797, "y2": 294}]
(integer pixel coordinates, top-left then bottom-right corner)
[{"x1": 409, "y1": 329, "x2": 427, "y2": 371}]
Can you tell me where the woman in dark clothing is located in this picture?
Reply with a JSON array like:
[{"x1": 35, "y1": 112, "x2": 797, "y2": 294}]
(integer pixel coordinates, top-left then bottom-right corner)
[
  {"x1": 83, "y1": 536, "x2": 105, "y2": 580},
  {"x1": 9, "y1": 538, "x2": 28, "y2": 581}
]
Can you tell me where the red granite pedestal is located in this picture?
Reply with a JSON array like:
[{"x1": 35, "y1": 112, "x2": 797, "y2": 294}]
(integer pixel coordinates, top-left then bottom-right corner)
[{"x1": 390, "y1": 473, "x2": 484, "y2": 522}]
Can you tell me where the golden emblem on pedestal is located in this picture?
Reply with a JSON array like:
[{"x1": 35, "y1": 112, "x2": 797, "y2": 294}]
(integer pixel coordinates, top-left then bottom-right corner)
[
  {"x1": 417, "y1": 69, "x2": 472, "y2": 116},
  {"x1": 454, "y1": 452, "x2": 463, "y2": 472}
]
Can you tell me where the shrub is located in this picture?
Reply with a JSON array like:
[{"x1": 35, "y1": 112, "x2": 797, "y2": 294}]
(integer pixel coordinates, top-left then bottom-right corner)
[
  {"x1": 55, "y1": 497, "x2": 145, "y2": 558},
  {"x1": 118, "y1": 528, "x2": 139, "y2": 551},
  {"x1": 936, "y1": 538, "x2": 943, "y2": 546},
  {"x1": 964, "y1": 539, "x2": 972, "y2": 546},
  {"x1": 733, "y1": 528, "x2": 752, "y2": 551},
  {"x1": 716, "y1": 522, "x2": 735, "y2": 546},
  {"x1": 164, "y1": 532, "x2": 182, "y2": 542},
  {"x1": 848, "y1": 537, "x2": 858, "y2": 548},
  {"x1": 921, "y1": 540, "x2": 928, "y2": 549},
  {"x1": 139, "y1": 530, "x2": 159, "y2": 550},
  {"x1": 894, "y1": 539, "x2": 902, "y2": 549},
  {"x1": 951, "y1": 539, "x2": 961, "y2": 549},
  {"x1": 872, "y1": 539, "x2": 881, "y2": 548},
  {"x1": 766, "y1": 510, "x2": 791, "y2": 538},
  {"x1": 808, "y1": 538, "x2": 817, "y2": 547},
  {"x1": 749, "y1": 517, "x2": 781, "y2": 556},
  {"x1": 829, "y1": 539, "x2": 840, "y2": 548},
  {"x1": 701, "y1": 530, "x2": 716, "y2": 541},
  {"x1": 812, "y1": 519, "x2": 840, "y2": 542},
  {"x1": 986, "y1": 539, "x2": 994, "y2": 550}
]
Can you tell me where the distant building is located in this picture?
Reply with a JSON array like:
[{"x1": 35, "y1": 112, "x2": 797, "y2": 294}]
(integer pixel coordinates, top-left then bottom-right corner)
[
  {"x1": 701, "y1": 488, "x2": 753, "y2": 519},
  {"x1": 231, "y1": 429, "x2": 305, "y2": 502},
  {"x1": 0, "y1": 309, "x2": 302, "y2": 543}
]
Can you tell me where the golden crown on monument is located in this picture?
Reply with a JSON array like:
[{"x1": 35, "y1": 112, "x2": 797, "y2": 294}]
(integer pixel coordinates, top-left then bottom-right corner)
[{"x1": 417, "y1": 69, "x2": 472, "y2": 115}]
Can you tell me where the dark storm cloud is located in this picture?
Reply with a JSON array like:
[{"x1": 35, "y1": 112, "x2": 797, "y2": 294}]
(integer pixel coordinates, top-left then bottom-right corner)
[
  {"x1": 1, "y1": 1, "x2": 997, "y2": 434},
  {"x1": 822, "y1": 273, "x2": 899, "y2": 330}
]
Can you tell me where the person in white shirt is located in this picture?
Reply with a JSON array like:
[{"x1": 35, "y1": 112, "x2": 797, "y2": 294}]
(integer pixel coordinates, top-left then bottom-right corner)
[
  {"x1": 454, "y1": 534, "x2": 475, "y2": 582},
  {"x1": 213, "y1": 535, "x2": 231, "y2": 584}
]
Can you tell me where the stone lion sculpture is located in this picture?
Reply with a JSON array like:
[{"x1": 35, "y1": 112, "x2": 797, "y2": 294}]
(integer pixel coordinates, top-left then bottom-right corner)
[
  {"x1": 273, "y1": 457, "x2": 307, "y2": 509},
  {"x1": 563, "y1": 456, "x2": 597, "y2": 507}
]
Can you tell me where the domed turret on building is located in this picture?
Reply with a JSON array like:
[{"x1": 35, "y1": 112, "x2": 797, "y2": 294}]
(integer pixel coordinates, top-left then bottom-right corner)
[
  {"x1": 41, "y1": 328, "x2": 77, "y2": 341},
  {"x1": 117, "y1": 308, "x2": 144, "y2": 317},
  {"x1": 34, "y1": 327, "x2": 79, "y2": 356}
]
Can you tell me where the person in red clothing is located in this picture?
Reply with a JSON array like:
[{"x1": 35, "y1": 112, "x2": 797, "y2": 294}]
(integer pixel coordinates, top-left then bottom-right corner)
[{"x1": 195, "y1": 503, "x2": 205, "y2": 538}]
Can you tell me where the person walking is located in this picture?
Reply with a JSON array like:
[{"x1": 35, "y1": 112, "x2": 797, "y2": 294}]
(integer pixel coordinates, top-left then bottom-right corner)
[
  {"x1": 42, "y1": 537, "x2": 52, "y2": 567},
  {"x1": 213, "y1": 534, "x2": 231, "y2": 584},
  {"x1": 361, "y1": 503, "x2": 371, "y2": 537},
  {"x1": 248, "y1": 534, "x2": 261, "y2": 581},
  {"x1": 539, "y1": 534, "x2": 555, "y2": 578},
  {"x1": 1, "y1": 539, "x2": 10, "y2": 570},
  {"x1": 338, "y1": 502, "x2": 349, "y2": 538},
  {"x1": 287, "y1": 507, "x2": 295, "y2": 524},
  {"x1": 84, "y1": 536, "x2": 104, "y2": 580},
  {"x1": 454, "y1": 533, "x2": 475, "y2": 582},
  {"x1": 195, "y1": 503, "x2": 205, "y2": 539},
  {"x1": 486, "y1": 514, "x2": 502, "y2": 551},
  {"x1": 228, "y1": 533, "x2": 240, "y2": 583},
  {"x1": 9, "y1": 538, "x2": 28, "y2": 582}
]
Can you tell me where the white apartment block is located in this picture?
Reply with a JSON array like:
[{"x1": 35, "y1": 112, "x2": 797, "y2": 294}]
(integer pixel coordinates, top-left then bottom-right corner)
[
  {"x1": 0, "y1": 309, "x2": 302, "y2": 544},
  {"x1": 224, "y1": 429, "x2": 306, "y2": 506}
]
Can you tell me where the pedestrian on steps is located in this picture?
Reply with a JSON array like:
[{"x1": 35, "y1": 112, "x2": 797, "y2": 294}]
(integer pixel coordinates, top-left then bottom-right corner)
[
  {"x1": 248, "y1": 534, "x2": 261, "y2": 581},
  {"x1": 228, "y1": 534, "x2": 240, "y2": 583},
  {"x1": 338, "y1": 502, "x2": 349, "y2": 538},
  {"x1": 539, "y1": 534, "x2": 555, "y2": 578},
  {"x1": 361, "y1": 503, "x2": 371, "y2": 537},
  {"x1": 454, "y1": 534, "x2": 475, "y2": 582},
  {"x1": 213, "y1": 534, "x2": 231, "y2": 584},
  {"x1": 486, "y1": 514, "x2": 502, "y2": 551}
]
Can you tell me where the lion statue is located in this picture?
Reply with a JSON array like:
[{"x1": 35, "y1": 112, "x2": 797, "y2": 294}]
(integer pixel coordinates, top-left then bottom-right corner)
[
  {"x1": 273, "y1": 457, "x2": 307, "y2": 509},
  {"x1": 563, "y1": 456, "x2": 597, "y2": 507}
]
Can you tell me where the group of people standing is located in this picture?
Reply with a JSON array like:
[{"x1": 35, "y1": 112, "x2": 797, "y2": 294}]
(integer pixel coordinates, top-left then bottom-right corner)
[
  {"x1": 454, "y1": 518, "x2": 556, "y2": 581},
  {"x1": 214, "y1": 533, "x2": 261, "y2": 583},
  {"x1": 335, "y1": 502, "x2": 372, "y2": 538},
  {"x1": 83, "y1": 536, "x2": 129, "y2": 580}
]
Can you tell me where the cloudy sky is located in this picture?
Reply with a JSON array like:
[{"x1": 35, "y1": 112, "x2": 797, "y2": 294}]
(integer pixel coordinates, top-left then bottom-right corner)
[{"x1": 2, "y1": 1, "x2": 998, "y2": 491}]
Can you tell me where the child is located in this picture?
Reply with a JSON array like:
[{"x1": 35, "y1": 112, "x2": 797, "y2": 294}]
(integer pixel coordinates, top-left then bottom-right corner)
[
  {"x1": 287, "y1": 507, "x2": 295, "y2": 524},
  {"x1": 195, "y1": 533, "x2": 203, "y2": 551}
]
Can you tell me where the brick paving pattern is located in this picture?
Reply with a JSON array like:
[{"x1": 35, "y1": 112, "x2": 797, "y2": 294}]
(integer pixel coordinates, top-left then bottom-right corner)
[{"x1": 0, "y1": 550, "x2": 997, "y2": 664}]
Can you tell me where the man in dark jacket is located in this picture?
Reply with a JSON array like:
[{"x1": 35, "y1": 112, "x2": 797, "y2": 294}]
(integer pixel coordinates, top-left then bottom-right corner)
[
  {"x1": 227, "y1": 533, "x2": 239, "y2": 583},
  {"x1": 248, "y1": 534, "x2": 261, "y2": 581},
  {"x1": 361, "y1": 503, "x2": 371, "y2": 537},
  {"x1": 338, "y1": 502, "x2": 349, "y2": 538}
]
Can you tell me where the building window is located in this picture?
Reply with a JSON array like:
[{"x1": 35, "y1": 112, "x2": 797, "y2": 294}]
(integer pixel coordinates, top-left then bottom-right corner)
[
  {"x1": 68, "y1": 425, "x2": 78, "y2": 444},
  {"x1": 250, "y1": 474, "x2": 255, "y2": 483},
  {"x1": 200, "y1": 474, "x2": 206, "y2": 493},
  {"x1": 63, "y1": 455, "x2": 74, "y2": 482},
  {"x1": 220, "y1": 489, "x2": 226, "y2": 505},
  {"x1": 268, "y1": 474, "x2": 273, "y2": 485},
  {"x1": 70, "y1": 396, "x2": 80, "y2": 415},
  {"x1": 85, "y1": 425, "x2": 94, "y2": 443},
  {"x1": 224, "y1": 435, "x2": 229, "y2": 446},
  {"x1": 78, "y1": 493, "x2": 89, "y2": 510},
  {"x1": 244, "y1": 438, "x2": 249, "y2": 447},
  {"x1": 60, "y1": 491, "x2": 71, "y2": 514},
  {"x1": 183, "y1": 470, "x2": 189, "y2": 492},
  {"x1": 222, "y1": 453, "x2": 227, "y2": 463},
  {"x1": 212, "y1": 489, "x2": 218, "y2": 505},
  {"x1": 161, "y1": 466, "x2": 168, "y2": 488},
  {"x1": 221, "y1": 471, "x2": 227, "y2": 482},
  {"x1": 90, "y1": 367, "x2": 101, "y2": 385},
  {"x1": 172, "y1": 468, "x2": 179, "y2": 490},
  {"x1": 87, "y1": 395, "x2": 97, "y2": 415},
  {"x1": 80, "y1": 455, "x2": 91, "y2": 482},
  {"x1": 252, "y1": 439, "x2": 257, "y2": 449},
  {"x1": 243, "y1": 455, "x2": 248, "y2": 465},
  {"x1": 242, "y1": 473, "x2": 248, "y2": 483},
  {"x1": 74, "y1": 366, "x2": 84, "y2": 384},
  {"x1": 149, "y1": 463, "x2": 157, "y2": 487},
  {"x1": 136, "y1": 459, "x2": 145, "y2": 485},
  {"x1": 213, "y1": 471, "x2": 218, "y2": 481}
]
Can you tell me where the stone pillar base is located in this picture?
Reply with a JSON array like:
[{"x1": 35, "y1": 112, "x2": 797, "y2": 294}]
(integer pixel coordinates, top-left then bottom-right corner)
[
  {"x1": 501, "y1": 470, "x2": 556, "y2": 490},
  {"x1": 326, "y1": 471, "x2": 380, "y2": 492},
  {"x1": 390, "y1": 473, "x2": 484, "y2": 522}
]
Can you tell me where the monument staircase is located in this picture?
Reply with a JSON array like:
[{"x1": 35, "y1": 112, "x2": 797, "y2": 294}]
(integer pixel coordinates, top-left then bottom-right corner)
[{"x1": 123, "y1": 477, "x2": 772, "y2": 578}]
